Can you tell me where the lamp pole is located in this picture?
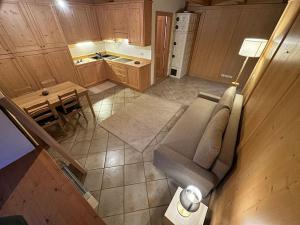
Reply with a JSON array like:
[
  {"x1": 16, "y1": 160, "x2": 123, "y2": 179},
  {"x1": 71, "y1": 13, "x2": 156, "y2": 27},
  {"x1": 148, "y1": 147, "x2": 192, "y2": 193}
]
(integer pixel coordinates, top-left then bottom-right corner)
[{"x1": 232, "y1": 56, "x2": 250, "y2": 87}]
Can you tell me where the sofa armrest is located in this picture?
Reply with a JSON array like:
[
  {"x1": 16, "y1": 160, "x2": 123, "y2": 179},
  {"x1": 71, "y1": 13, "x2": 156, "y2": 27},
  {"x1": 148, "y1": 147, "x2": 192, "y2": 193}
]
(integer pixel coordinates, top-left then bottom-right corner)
[{"x1": 198, "y1": 92, "x2": 220, "y2": 102}]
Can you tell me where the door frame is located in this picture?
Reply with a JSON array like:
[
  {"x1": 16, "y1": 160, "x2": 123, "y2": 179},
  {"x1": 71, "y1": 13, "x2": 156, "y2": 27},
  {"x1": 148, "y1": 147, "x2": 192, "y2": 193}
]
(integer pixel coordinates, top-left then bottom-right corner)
[{"x1": 154, "y1": 11, "x2": 173, "y2": 84}]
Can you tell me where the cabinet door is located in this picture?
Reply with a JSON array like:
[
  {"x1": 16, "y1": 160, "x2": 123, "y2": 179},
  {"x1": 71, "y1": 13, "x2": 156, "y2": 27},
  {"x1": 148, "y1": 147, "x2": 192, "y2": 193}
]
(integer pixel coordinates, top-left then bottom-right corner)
[
  {"x1": 0, "y1": 57, "x2": 36, "y2": 97},
  {"x1": 128, "y1": 3, "x2": 143, "y2": 45},
  {"x1": 96, "y1": 61, "x2": 107, "y2": 82},
  {"x1": 87, "y1": 6, "x2": 101, "y2": 41},
  {"x1": 96, "y1": 5, "x2": 114, "y2": 40},
  {"x1": 45, "y1": 49, "x2": 79, "y2": 84},
  {"x1": 77, "y1": 63, "x2": 99, "y2": 87},
  {"x1": 26, "y1": 3, "x2": 66, "y2": 49},
  {"x1": 0, "y1": 2, "x2": 41, "y2": 53},
  {"x1": 55, "y1": 4, "x2": 79, "y2": 44},
  {"x1": 110, "y1": 4, "x2": 128, "y2": 39},
  {"x1": 127, "y1": 67, "x2": 139, "y2": 89},
  {"x1": 18, "y1": 53, "x2": 57, "y2": 88}
]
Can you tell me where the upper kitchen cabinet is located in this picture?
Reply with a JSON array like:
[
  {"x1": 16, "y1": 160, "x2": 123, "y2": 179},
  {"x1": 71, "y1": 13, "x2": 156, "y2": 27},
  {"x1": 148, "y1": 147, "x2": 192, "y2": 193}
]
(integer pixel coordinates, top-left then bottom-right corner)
[
  {"x1": 110, "y1": 4, "x2": 129, "y2": 39},
  {"x1": 128, "y1": 1, "x2": 152, "y2": 46},
  {"x1": 25, "y1": 3, "x2": 67, "y2": 49},
  {"x1": 0, "y1": 2, "x2": 41, "y2": 53},
  {"x1": 55, "y1": 3, "x2": 101, "y2": 44},
  {"x1": 96, "y1": 5, "x2": 114, "y2": 40}
]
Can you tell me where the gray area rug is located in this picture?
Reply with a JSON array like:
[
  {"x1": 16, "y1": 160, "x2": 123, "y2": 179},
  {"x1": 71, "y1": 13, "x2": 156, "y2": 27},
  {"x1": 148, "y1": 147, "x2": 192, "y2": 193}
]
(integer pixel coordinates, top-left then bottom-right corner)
[{"x1": 100, "y1": 94, "x2": 182, "y2": 152}]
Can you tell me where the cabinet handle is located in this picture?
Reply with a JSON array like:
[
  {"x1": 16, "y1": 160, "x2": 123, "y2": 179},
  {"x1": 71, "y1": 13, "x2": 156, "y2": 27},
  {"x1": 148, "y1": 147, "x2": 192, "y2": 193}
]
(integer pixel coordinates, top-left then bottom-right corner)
[
  {"x1": 175, "y1": 25, "x2": 179, "y2": 29},
  {"x1": 172, "y1": 55, "x2": 175, "y2": 58},
  {"x1": 174, "y1": 42, "x2": 177, "y2": 45},
  {"x1": 176, "y1": 17, "x2": 180, "y2": 21}
]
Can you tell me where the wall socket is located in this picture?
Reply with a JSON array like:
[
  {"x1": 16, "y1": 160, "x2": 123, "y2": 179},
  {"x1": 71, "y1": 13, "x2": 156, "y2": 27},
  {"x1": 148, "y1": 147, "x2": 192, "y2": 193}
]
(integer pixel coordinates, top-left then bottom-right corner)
[{"x1": 221, "y1": 74, "x2": 233, "y2": 79}]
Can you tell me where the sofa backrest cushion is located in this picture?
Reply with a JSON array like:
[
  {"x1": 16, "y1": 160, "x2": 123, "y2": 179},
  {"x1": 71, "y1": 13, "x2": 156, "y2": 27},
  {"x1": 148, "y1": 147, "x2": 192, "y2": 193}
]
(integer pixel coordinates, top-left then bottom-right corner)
[
  {"x1": 193, "y1": 108, "x2": 230, "y2": 169},
  {"x1": 212, "y1": 86, "x2": 237, "y2": 116}
]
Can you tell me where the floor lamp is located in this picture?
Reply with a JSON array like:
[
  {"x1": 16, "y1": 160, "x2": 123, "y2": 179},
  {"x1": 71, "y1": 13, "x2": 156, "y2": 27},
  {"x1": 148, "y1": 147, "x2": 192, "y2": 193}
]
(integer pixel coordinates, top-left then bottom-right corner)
[{"x1": 232, "y1": 38, "x2": 268, "y2": 86}]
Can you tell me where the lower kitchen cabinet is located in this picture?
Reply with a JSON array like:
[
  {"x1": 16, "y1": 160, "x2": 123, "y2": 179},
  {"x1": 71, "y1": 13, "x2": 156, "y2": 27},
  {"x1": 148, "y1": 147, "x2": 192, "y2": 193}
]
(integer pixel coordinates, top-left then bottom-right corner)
[
  {"x1": 127, "y1": 67, "x2": 139, "y2": 89},
  {"x1": 0, "y1": 55, "x2": 37, "y2": 98},
  {"x1": 77, "y1": 61, "x2": 106, "y2": 87}
]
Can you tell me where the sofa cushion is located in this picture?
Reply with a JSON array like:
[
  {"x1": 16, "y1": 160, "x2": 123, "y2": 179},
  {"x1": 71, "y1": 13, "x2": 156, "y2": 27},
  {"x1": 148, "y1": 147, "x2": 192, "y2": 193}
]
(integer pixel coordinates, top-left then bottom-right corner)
[
  {"x1": 154, "y1": 144, "x2": 218, "y2": 197},
  {"x1": 193, "y1": 108, "x2": 230, "y2": 169},
  {"x1": 212, "y1": 86, "x2": 236, "y2": 116},
  {"x1": 162, "y1": 98, "x2": 216, "y2": 160}
]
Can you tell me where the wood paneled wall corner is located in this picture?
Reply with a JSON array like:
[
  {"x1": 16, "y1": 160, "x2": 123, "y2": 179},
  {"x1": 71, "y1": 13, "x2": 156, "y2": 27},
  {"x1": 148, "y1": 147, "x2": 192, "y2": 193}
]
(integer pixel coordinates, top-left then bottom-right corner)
[{"x1": 210, "y1": 3, "x2": 300, "y2": 225}]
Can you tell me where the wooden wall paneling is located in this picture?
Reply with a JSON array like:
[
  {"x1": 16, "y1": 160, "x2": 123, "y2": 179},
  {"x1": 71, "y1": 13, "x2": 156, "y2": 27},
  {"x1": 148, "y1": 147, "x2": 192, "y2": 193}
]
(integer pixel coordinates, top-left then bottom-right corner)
[
  {"x1": 0, "y1": 55, "x2": 37, "y2": 98},
  {"x1": 239, "y1": 13, "x2": 300, "y2": 147},
  {"x1": 25, "y1": 2, "x2": 67, "y2": 49},
  {"x1": 189, "y1": 4, "x2": 285, "y2": 87},
  {"x1": 45, "y1": 49, "x2": 79, "y2": 84},
  {"x1": 0, "y1": 34, "x2": 11, "y2": 55},
  {"x1": 16, "y1": 51, "x2": 58, "y2": 88},
  {"x1": 220, "y1": 4, "x2": 285, "y2": 86},
  {"x1": 242, "y1": 0, "x2": 300, "y2": 103},
  {"x1": 88, "y1": 5, "x2": 101, "y2": 41},
  {"x1": 0, "y1": 2, "x2": 41, "y2": 53},
  {"x1": 211, "y1": 75, "x2": 300, "y2": 225}
]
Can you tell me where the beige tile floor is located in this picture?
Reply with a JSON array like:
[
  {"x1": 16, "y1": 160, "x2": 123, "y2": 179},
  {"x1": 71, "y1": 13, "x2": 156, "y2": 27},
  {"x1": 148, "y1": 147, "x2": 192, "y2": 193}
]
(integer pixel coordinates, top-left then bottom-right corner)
[{"x1": 47, "y1": 77, "x2": 228, "y2": 225}]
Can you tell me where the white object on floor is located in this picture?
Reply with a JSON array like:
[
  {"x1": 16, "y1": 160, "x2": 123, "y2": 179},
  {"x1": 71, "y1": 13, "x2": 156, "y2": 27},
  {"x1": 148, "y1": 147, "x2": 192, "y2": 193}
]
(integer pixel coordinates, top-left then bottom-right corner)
[
  {"x1": 164, "y1": 187, "x2": 208, "y2": 225},
  {"x1": 100, "y1": 94, "x2": 182, "y2": 152},
  {"x1": 88, "y1": 81, "x2": 117, "y2": 94}
]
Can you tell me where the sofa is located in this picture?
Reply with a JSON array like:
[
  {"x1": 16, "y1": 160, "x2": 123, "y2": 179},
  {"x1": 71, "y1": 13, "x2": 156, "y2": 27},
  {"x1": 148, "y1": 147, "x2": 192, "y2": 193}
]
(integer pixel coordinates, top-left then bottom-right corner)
[{"x1": 153, "y1": 87, "x2": 243, "y2": 197}]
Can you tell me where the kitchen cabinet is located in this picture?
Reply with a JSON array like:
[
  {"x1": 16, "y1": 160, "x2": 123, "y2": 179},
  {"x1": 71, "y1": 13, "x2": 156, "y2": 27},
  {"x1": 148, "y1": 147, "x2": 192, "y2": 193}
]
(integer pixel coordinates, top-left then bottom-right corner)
[
  {"x1": 55, "y1": 4, "x2": 101, "y2": 44},
  {"x1": 96, "y1": 5, "x2": 114, "y2": 40},
  {"x1": 17, "y1": 52, "x2": 58, "y2": 88},
  {"x1": 45, "y1": 49, "x2": 79, "y2": 84},
  {"x1": 128, "y1": 1, "x2": 152, "y2": 46},
  {"x1": 0, "y1": 2, "x2": 41, "y2": 53},
  {"x1": 127, "y1": 67, "x2": 139, "y2": 89},
  {"x1": 110, "y1": 4, "x2": 129, "y2": 39},
  {"x1": 25, "y1": 3, "x2": 66, "y2": 49},
  {"x1": 77, "y1": 61, "x2": 106, "y2": 87},
  {"x1": 107, "y1": 62, "x2": 128, "y2": 84},
  {"x1": 0, "y1": 56, "x2": 37, "y2": 98}
]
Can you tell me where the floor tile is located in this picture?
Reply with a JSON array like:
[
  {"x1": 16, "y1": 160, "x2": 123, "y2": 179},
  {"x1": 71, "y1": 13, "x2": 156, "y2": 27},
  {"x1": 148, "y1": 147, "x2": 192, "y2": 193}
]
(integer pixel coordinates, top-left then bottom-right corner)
[
  {"x1": 75, "y1": 128, "x2": 94, "y2": 142},
  {"x1": 142, "y1": 145, "x2": 157, "y2": 162},
  {"x1": 105, "y1": 150, "x2": 125, "y2": 167},
  {"x1": 102, "y1": 166, "x2": 124, "y2": 189},
  {"x1": 93, "y1": 127, "x2": 109, "y2": 140},
  {"x1": 124, "y1": 183, "x2": 149, "y2": 213},
  {"x1": 124, "y1": 209, "x2": 150, "y2": 225},
  {"x1": 107, "y1": 134, "x2": 125, "y2": 151},
  {"x1": 124, "y1": 163, "x2": 145, "y2": 185},
  {"x1": 89, "y1": 138, "x2": 108, "y2": 153},
  {"x1": 85, "y1": 152, "x2": 106, "y2": 170},
  {"x1": 149, "y1": 206, "x2": 167, "y2": 225},
  {"x1": 90, "y1": 190, "x2": 100, "y2": 202},
  {"x1": 98, "y1": 187, "x2": 124, "y2": 217},
  {"x1": 167, "y1": 179, "x2": 179, "y2": 197},
  {"x1": 124, "y1": 147, "x2": 143, "y2": 164},
  {"x1": 144, "y1": 162, "x2": 166, "y2": 181},
  {"x1": 103, "y1": 214, "x2": 124, "y2": 225},
  {"x1": 84, "y1": 169, "x2": 103, "y2": 191},
  {"x1": 147, "y1": 179, "x2": 171, "y2": 207},
  {"x1": 70, "y1": 141, "x2": 91, "y2": 156}
]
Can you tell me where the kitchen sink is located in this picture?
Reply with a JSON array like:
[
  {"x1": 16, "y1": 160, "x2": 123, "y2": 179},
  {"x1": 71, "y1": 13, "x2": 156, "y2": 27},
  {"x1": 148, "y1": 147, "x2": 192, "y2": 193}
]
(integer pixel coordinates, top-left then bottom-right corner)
[{"x1": 113, "y1": 58, "x2": 133, "y2": 63}]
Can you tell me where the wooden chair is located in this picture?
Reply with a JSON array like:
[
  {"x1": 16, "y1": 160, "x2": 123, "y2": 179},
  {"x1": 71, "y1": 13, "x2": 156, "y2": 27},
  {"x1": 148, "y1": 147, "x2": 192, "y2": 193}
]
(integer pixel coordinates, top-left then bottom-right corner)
[
  {"x1": 56, "y1": 89, "x2": 88, "y2": 124},
  {"x1": 24, "y1": 100, "x2": 64, "y2": 130}
]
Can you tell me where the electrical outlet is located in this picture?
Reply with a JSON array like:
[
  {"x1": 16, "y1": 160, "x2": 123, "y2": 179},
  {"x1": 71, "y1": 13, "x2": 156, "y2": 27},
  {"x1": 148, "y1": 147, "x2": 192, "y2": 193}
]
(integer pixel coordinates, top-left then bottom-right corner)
[{"x1": 221, "y1": 74, "x2": 233, "y2": 79}]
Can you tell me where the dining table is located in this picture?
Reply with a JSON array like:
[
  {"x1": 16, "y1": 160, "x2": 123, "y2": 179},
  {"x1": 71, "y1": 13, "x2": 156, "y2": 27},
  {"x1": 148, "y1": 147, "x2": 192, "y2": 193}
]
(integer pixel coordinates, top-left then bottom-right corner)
[{"x1": 12, "y1": 81, "x2": 96, "y2": 118}]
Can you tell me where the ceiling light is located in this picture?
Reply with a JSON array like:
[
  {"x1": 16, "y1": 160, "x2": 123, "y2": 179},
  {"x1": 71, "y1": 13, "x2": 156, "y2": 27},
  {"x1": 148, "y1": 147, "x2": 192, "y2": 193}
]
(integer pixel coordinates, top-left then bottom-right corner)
[
  {"x1": 56, "y1": 0, "x2": 67, "y2": 9},
  {"x1": 75, "y1": 41, "x2": 94, "y2": 48}
]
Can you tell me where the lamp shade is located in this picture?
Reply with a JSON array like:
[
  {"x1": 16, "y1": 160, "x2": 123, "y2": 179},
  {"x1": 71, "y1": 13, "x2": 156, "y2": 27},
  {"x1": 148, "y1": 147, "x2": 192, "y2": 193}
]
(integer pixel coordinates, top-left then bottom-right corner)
[
  {"x1": 239, "y1": 38, "x2": 268, "y2": 58},
  {"x1": 179, "y1": 185, "x2": 202, "y2": 212}
]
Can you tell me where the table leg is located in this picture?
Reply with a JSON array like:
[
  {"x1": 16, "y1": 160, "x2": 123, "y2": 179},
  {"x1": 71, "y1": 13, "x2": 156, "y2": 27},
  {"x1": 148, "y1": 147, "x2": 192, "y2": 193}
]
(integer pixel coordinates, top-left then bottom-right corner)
[{"x1": 85, "y1": 93, "x2": 96, "y2": 118}]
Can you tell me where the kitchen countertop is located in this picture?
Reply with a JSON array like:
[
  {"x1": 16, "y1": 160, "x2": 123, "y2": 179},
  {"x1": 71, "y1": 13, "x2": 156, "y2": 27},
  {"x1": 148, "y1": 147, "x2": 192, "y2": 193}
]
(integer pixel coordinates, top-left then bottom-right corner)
[{"x1": 73, "y1": 52, "x2": 151, "y2": 68}]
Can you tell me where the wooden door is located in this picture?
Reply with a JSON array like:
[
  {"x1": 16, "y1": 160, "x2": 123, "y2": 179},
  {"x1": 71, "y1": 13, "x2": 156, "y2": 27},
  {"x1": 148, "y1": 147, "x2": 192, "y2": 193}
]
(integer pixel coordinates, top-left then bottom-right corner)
[
  {"x1": 0, "y1": 2, "x2": 41, "y2": 52},
  {"x1": 128, "y1": 3, "x2": 143, "y2": 45},
  {"x1": 155, "y1": 12, "x2": 172, "y2": 82},
  {"x1": 96, "y1": 5, "x2": 114, "y2": 40},
  {"x1": 17, "y1": 53, "x2": 57, "y2": 88},
  {"x1": 111, "y1": 4, "x2": 128, "y2": 39},
  {"x1": 26, "y1": 3, "x2": 66, "y2": 49},
  {"x1": 45, "y1": 49, "x2": 79, "y2": 84},
  {"x1": 0, "y1": 56, "x2": 37, "y2": 97},
  {"x1": 127, "y1": 67, "x2": 139, "y2": 89},
  {"x1": 77, "y1": 63, "x2": 99, "y2": 87}
]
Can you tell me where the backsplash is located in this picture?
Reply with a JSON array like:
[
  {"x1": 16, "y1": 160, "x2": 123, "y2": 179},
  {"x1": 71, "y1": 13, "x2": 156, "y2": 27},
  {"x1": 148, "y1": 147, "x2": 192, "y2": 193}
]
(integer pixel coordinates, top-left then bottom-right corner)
[{"x1": 68, "y1": 39, "x2": 151, "y2": 59}]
